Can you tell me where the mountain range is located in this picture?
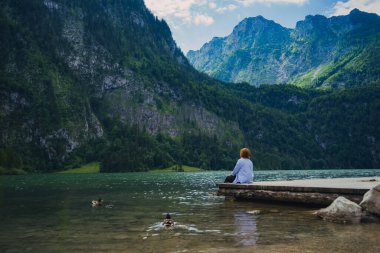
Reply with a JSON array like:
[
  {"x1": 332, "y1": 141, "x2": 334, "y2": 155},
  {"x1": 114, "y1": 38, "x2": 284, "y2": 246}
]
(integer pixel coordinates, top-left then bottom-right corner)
[
  {"x1": 187, "y1": 9, "x2": 380, "y2": 89},
  {"x1": 0, "y1": 0, "x2": 379, "y2": 173}
]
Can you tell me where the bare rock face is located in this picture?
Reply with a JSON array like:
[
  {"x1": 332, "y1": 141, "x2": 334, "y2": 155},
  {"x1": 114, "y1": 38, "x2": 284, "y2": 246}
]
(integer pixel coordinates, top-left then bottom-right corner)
[
  {"x1": 315, "y1": 197, "x2": 362, "y2": 223},
  {"x1": 360, "y1": 184, "x2": 380, "y2": 216}
]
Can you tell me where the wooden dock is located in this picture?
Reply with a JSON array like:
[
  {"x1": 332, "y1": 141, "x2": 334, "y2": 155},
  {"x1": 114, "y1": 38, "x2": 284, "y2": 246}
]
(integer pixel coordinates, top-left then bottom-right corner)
[{"x1": 218, "y1": 177, "x2": 380, "y2": 206}]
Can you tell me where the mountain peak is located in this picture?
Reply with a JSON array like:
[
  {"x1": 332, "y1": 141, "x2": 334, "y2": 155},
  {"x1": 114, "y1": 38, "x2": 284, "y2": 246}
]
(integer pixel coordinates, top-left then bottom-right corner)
[
  {"x1": 350, "y1": 8, "x2": 362, "y2": 14},
  {"x1": 349, "y1": 8, "x2": 362, "y2": 15},
  {"x1": 247, "y1": 15, "x2": 267, "y2": 21},
  {"x1": 347, "y1": 7, "x2": 380, "y2": 19},
  {"x1": 300, "y1": 14, "x2": 328, "y2": 27},
  {"x1": 231, "y1": 15, "x2": 285, "y2": 37},
  {"x1": 187, "y1": 10, "x2": 380, "y2": 88},
  {"x1": 238, "y1": 15, "x2": 278, "y2": 27}
]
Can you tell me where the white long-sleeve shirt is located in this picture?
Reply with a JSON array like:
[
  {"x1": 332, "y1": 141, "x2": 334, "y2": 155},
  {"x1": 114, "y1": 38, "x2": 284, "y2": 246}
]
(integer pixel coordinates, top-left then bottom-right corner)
[{"x1": 232, "y1": 158, "x2": 254, "y2": 184}]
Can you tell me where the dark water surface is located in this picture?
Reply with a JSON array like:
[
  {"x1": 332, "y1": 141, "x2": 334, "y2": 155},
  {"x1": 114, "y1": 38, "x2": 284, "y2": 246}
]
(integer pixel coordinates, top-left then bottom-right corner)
[{"x1": 1, "y1": 170, "x2": 380, "y2": 253}]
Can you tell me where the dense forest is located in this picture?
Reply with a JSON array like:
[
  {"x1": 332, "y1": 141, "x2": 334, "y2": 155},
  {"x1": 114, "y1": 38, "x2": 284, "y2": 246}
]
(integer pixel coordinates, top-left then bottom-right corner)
[{"x1": 0, "y1": 0, "x2": 379, "y2": 174}]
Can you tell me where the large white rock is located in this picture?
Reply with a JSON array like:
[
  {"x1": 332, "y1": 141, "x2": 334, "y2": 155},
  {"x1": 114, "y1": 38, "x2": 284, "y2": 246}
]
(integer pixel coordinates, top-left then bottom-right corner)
[
  {"x1": 315, "y1": 196, "x2": 362, "y2": 223},
  {"x1": 360, "y1": 184, "x2": 380, "y2": 216}
]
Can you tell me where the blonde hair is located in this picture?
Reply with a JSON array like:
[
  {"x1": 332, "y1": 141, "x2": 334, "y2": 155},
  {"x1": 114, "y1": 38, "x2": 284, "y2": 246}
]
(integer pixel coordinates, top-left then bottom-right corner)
[{"x1": 240, "y1": 148, "x2": 251, "y2": 159}]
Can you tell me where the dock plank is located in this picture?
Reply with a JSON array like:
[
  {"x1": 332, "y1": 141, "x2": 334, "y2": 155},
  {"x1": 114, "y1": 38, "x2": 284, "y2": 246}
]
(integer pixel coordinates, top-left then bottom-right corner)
[{"x1": 217, "y1": 177, "x2": 379, "y2": 206}]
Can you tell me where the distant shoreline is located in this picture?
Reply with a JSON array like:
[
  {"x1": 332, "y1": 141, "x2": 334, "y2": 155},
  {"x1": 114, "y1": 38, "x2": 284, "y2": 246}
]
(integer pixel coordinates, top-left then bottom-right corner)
[{"x1": 1, "y1": 163, "x2": 380, "y2": 175}]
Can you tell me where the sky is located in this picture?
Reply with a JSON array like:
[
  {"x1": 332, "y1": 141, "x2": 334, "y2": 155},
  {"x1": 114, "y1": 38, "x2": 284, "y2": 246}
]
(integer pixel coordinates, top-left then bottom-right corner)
[{"x1": 144, "y1": 0, "x2": 380, "y2": 54}]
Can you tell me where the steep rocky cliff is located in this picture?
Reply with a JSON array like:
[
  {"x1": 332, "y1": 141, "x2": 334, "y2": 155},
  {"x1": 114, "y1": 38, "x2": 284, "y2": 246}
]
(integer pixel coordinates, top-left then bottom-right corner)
[
  {"x1": 0, "y1": 0, "x2": 242, "y2": 170},
  {"x1": 187, "y1": 9, "x2": 380, "y2": 89}
]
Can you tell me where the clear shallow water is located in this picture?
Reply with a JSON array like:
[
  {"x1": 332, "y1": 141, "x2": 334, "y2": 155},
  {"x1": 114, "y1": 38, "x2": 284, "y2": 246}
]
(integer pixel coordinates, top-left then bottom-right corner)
[{"x1": 1, "y1": 169, "x2": 380, "y2": 253}]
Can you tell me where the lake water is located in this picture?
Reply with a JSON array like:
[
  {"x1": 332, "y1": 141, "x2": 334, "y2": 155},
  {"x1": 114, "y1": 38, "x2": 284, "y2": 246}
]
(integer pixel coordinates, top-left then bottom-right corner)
[{"x1": 1, "y1": 169, "x2": 380, "y2": 253}]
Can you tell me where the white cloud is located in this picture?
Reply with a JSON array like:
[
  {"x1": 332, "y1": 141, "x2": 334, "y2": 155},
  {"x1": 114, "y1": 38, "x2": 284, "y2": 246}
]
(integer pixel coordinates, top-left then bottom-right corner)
[
  {"x1": 144, "y1": 0, "x2": 309, "y2": 28},
  {"x1": 330, "y1": 0, "x2": 380, "y2": 16},
  {"x1": 216, "y1": 4, "x2": 238, "y2": 13},
  {"x1": 209, "y1": 2, "x2": 217, "y2": 9},
  {"x1": 234, "y1": 0, "x2": 307, "y2": 6},
  {"x1": 194, "y1": 14, "x2": 215, "y2": 25},
  {"x1": 144, "y1": 0, "x2": 212, "y2": 25}
]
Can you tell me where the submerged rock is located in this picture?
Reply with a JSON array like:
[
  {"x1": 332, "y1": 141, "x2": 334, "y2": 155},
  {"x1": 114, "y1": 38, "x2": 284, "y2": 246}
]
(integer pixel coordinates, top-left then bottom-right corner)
[
  {"x1": 360, "y1": 184, "x2": 380, "y2": 216},
  {"x1": 361, "y1": 211, "x2": 380, "y2": 223},
  {"x1": 315, "y1": 197, "x2": 362, "y2": 223}
]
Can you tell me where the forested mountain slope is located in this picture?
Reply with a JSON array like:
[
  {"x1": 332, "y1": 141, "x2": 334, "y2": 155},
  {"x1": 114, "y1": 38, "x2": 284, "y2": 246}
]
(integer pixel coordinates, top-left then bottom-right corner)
[
  {"x1": 187, "y1": 9, "x2": 380, "y2": 89},
  {"x1": 0, "y1": 0, "x2": 379, "y2": 173}
]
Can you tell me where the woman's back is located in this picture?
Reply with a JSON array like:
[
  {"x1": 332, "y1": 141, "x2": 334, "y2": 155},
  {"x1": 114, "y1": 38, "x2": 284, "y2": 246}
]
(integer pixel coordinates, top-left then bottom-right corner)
[{"x1": 232, "y1": 158, "x2": 254, "y2": 184}]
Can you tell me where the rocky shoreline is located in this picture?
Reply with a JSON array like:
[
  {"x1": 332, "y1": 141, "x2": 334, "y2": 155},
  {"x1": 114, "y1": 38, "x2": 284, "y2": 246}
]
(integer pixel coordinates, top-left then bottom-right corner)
[
  {"x1": 218, "y1": 177, "x2": 380, "y2": 224},
  {"x1": 315, "y1": 184, "x2": 380, "y2": 223}
]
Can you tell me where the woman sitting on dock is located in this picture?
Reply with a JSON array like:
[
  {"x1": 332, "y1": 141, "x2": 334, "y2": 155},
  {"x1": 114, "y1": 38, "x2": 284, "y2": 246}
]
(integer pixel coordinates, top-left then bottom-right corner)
[{"x1": 225, "y1": 148, "x2": 254, "y2": 184}]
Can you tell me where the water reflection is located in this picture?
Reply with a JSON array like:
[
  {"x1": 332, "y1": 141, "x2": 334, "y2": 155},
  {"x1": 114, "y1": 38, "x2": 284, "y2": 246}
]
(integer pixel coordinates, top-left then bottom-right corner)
[
  {"x1": 234, "y1": 211, "x2": 258, "y2": 246},
  {"x1": 1, "y1": 171, "x2": 380, "y2": 253}
]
